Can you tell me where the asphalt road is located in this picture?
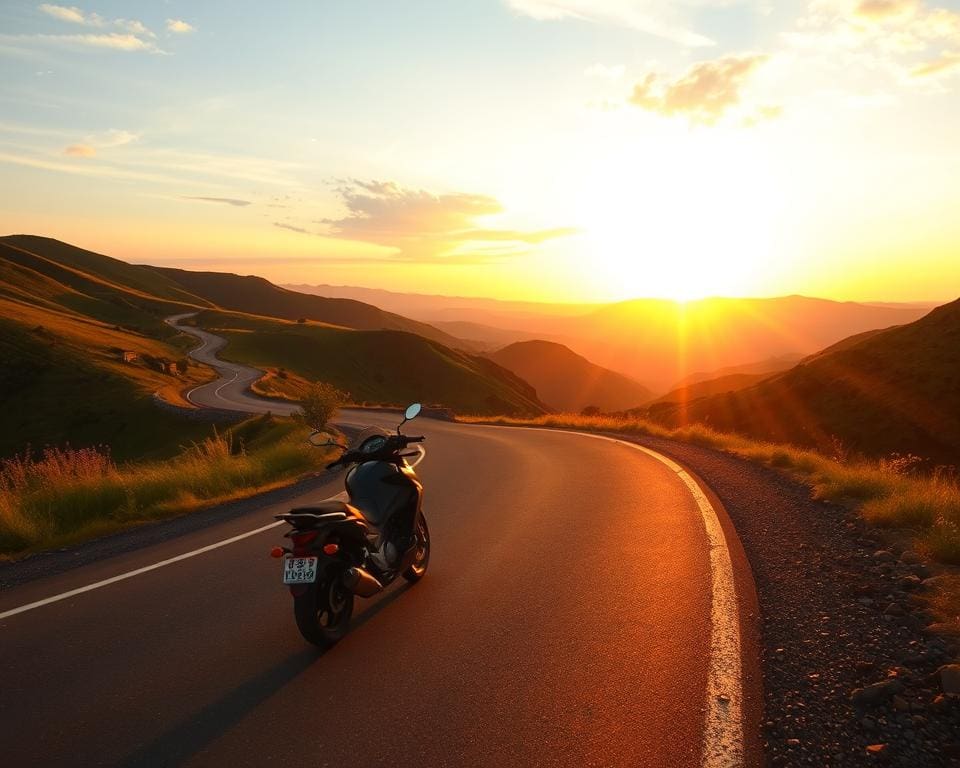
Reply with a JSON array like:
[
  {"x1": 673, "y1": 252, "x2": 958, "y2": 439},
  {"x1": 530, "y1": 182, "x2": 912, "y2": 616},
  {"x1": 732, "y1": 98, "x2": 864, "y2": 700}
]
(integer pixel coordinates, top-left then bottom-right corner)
[
  {"x1": 165, "y1": 313, "x2": 299, "y2": 416},
  {"x1": 0, "y1": 319, "x2": 759, "y2": 767}
]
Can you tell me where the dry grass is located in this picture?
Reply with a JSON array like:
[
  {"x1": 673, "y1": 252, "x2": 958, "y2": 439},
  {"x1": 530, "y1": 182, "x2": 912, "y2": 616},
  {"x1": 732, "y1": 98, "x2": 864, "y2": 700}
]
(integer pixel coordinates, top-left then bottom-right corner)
[
  {"x1": 0, "y1": 416, "x2": 329, "y2": 558},
  {"x1": 460, "y1": 413, "x2": 960, "y2": 567}
]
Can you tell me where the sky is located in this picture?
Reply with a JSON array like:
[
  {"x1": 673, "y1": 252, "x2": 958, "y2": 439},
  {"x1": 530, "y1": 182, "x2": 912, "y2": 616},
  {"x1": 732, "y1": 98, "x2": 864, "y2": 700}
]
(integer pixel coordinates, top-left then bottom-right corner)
[{"x1": 1, "y1": 0, "x2": 959, "y2": 303}]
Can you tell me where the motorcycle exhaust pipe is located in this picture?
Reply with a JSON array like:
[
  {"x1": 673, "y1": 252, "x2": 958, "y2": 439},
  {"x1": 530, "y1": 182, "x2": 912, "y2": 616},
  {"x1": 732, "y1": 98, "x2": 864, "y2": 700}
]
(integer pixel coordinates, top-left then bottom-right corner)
[{"x1": 343, "y1": 567, "x2": 383, "y2": 597}]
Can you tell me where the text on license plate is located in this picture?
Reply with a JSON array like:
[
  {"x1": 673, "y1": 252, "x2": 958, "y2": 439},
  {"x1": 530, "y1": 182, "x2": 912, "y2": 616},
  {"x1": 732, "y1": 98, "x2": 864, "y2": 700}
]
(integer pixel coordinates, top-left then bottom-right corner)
[{"x1": 282, "y1": 556, "x2": 318, "y2": 584}]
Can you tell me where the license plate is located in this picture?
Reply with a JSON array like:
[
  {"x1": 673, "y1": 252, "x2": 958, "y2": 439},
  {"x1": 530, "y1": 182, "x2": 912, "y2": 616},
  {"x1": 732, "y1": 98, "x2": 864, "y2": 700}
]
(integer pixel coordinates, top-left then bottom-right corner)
[{"x1": 282, "y1": 556, "x2": 318, "y2": 584}]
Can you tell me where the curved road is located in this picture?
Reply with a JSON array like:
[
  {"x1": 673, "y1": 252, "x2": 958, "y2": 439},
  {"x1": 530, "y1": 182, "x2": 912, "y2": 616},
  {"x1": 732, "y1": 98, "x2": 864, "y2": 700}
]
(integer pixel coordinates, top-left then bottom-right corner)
[
  {"x1": 0, "y1": 317, "x2": 760, "y2": 767},
  {"x1": 166, "y1": 313, "x2": 299, "y2": 416}
]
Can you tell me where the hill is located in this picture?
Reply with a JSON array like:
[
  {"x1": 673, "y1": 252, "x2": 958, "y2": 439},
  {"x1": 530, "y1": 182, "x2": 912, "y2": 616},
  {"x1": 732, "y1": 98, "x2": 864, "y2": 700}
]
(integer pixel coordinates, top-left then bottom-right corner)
[
  {"x1": 548, "y1": 296, "x2": 932, "y2": 391},
  {"x1": 157, "y1": 268, "x2": 470, "y2": 349},
  {"x1": 196, "y1": 311, "x2": 548, "y2": 416},
  {"x1": 647, "y1": 372, "x2": 773, "y2": 408},
  {"x1": 0, "y1": 235, "x2": 501, "y2": 456},
  {"x1": 488, "y1": 340, "x2": 653, "y2": 412},
  {"x1": 287, "y1": 288, "x2": 932, "y2": 391},
  {"x1": 652, "y1": 300, "x2": 960, "y2": 462}
]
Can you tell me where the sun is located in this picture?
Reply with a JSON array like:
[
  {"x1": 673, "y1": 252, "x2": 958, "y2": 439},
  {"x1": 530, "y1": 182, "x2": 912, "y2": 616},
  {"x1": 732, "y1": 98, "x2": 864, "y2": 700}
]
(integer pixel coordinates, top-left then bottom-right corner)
[{"x1": 575, "y1": 127, "x2": 779, "y2": 302}]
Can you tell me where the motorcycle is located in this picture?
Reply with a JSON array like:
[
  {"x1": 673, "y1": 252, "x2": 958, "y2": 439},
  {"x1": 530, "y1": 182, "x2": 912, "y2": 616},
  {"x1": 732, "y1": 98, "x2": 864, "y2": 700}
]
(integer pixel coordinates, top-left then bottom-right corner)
[{"x1": 271, "y1": 403, "x2": 431, "y2": 647}]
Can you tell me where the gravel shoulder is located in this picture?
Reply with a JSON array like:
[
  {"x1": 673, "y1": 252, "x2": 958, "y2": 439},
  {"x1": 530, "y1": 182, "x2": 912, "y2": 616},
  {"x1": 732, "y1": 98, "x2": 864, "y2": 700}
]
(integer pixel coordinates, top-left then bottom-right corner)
[{"x1": 617, "y1": 432, "x2": 960, "y2": 767}]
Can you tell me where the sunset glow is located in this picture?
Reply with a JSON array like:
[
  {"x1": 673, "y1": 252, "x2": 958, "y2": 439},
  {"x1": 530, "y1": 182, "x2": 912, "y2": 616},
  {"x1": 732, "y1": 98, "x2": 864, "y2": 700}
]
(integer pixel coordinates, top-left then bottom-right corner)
[{"x1": 2, "y1": 1, "x2": 959, "y2": 302}]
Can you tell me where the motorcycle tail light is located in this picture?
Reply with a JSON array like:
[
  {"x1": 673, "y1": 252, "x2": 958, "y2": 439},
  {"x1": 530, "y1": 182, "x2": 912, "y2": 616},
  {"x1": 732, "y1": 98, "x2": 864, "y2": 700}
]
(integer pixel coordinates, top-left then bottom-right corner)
[
  {"x1": 291, "y1": 530, "x2": 319, "y2": 555},
  {"x1": 269, "y1": 546, "x2": 285, "y2": 558},
  {"x1": 323, "y1": 543, "x2": 339, "y2": 555}
]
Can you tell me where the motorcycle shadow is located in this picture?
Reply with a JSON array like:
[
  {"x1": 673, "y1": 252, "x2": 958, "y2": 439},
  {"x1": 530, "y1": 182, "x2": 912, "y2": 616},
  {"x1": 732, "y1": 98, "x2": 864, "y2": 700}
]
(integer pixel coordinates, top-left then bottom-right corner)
[{"x1": 118, "y1": 583, "x2": 412, "y2": 768}]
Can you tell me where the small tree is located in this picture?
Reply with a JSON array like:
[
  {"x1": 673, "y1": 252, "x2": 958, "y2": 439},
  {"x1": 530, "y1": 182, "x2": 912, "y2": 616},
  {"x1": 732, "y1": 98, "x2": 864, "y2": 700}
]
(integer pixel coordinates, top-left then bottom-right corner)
[
  {"x1": 295, "y1": 381, "x2": 349, "y2": 430},
  {"x1": 580, "y1": 405, "x2": 601, "y2": 417},
  {"x1": 175, "y1": 358, "x2": 189, "y2": 374}
]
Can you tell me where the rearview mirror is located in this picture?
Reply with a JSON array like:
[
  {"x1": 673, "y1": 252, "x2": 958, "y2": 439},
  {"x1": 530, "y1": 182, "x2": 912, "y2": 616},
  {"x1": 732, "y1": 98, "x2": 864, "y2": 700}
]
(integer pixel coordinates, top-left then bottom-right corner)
[{"x1": 404, "y1": 403, "x2": 422, "y2": 421}]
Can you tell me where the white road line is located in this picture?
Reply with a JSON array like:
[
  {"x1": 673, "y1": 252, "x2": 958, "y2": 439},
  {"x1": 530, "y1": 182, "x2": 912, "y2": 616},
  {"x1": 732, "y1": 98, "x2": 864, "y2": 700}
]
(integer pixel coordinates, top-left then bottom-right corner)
[
  {"x1": 0, "y1": 521, "x2": 284, "y2": 621},
  {"x1": 470, "y1": 425, "x2": 745, "y2": 768},
  {"x1": 0, "y1": 417, "x2": 745, "y2": 768}
]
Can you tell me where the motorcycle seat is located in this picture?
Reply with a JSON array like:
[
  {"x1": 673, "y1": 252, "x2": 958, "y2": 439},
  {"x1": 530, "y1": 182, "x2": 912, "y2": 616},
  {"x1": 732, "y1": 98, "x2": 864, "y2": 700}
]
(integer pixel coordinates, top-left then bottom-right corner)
[{"x1": 288, "y1": 499, "x2": 363, "y2": 518}]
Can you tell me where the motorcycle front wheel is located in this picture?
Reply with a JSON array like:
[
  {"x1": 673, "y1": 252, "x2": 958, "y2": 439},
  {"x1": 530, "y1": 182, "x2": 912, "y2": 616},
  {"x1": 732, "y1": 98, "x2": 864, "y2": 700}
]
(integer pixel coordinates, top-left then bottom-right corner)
[
  {"x1": 402, "y1": 513, "x2": 430, "y2": 583},
  {"x1": 294, "y1": 571, "x2": 354, "y2": 648}
]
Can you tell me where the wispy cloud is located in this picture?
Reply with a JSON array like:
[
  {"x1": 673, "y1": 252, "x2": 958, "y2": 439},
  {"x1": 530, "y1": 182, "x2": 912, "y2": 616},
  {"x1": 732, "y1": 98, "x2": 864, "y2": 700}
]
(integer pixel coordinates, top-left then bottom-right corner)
[
  {"x1": 317, "y1": 179, "x2": 574, "y2": 262},
  {"x1": 274, "y1": 222, "x2": 311, "y2": 234},
  {"x1": 504, "y1": 0, "x2": 716, "y2": 46},
  {"x1": 39, "y1": 4, "x2": 89, "y2": 24},
  {"x1": 64, "y1": 143, "x2": 95, "y2": 157},
  {"x1": 60, "y1": 127, "x2": 139, "y2": 156},
  {"x1": 183, "y1": 196, "x2": 252, "y2": 207},
  {"x1": 1, "y1": 32, "x2": 161, "y2": 52},
  {"x1": 166, "y1": 19, "x2": 195, "y2": 34},
  {"x1": 24, "y1": 5, "x2": 162, "y2": 51},
  {"x1": 912, "y1": 49, "x2": 960, "y2": 75},
  {"x1": 629, "y1": 54, "x2": 769, "y2": 124}
]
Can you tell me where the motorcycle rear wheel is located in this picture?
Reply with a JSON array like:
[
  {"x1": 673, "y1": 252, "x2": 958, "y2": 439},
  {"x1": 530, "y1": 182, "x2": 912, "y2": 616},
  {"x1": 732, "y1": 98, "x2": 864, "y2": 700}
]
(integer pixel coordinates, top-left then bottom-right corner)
[
  {"x1": 402, "y1": 514, "x2": 430, "y2": 583},
  {"x1": 294, "y1": 572, "x2": 354, "y2": 648}
]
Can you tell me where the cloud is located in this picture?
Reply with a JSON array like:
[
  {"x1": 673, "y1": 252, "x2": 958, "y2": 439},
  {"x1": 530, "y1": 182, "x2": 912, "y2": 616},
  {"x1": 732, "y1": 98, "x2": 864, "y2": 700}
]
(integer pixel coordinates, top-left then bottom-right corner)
[
  {"x1": 912, "y1": 50, "x2": 960, "y2": 75},
  {"x1": 853, "y1": 0, "x2": 919, "y2": 21},
  {"x1": 319, "y1": 179, "x2": 575, "y2": 262},
  {"x1": 166, "y1": 19, "x2": 195, "y2": 34},
  {"x1": 33, "y1": 5, "x2": 160, "y2": 49},
  {"x1": 504, "y1": 0, "x2": 716, "y2": 47},
  {"x1": 64, "y1": 143, "x2": 95, "y2": 157},
  {"x1": 274, "y1": 222, "x2": 311, "y2": 234},
  {"x1": 61, "y1": 128, "x2": 139, "y2": 156},
  {"x1": 39, "y1": 4, "x2": 90, "y2": 24},
  {"x1": 183, "y1": 196, "x2": 252, "y2": 207},
  {"x1": 7, "y1": 32, "x2": 161, "y2": 51},
  {"x1": 629, "y1": 54, "x2": 769, "y2": 124}
]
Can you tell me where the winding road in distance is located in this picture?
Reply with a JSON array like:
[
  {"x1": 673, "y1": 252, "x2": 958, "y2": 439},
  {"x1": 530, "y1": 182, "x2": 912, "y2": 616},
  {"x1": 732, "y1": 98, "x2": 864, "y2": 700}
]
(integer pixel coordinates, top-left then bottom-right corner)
[{"x1": 0, "y1": 315, "x2": 760, "y2": 768}]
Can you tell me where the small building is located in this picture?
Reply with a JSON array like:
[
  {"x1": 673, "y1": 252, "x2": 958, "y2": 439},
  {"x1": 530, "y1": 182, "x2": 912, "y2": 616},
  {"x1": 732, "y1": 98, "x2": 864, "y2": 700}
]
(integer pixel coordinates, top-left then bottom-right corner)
[
  {"x1": 121, "y1": 350, "x2": 139, "y2": 363},
  {"x1": 158, "y1": 360, "x2": 179, "y2": 375}
]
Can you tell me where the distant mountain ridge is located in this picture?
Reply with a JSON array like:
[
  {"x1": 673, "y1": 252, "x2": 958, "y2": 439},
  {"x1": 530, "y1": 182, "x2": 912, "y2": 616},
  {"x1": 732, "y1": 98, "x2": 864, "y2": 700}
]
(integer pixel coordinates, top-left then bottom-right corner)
[
  {"x1": 284, "y1": 284, "x2": 934, "y2": 391},
  {"x1": 488, "y1": 340, "x2": 653, "y2": 412}
]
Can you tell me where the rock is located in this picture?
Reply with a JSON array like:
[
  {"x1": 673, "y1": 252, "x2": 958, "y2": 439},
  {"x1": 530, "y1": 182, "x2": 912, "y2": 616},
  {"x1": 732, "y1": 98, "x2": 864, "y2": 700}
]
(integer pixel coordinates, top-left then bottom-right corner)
[
  {"x1": 852, "y1": 680, "x2": 903, "y2": 709},
  {"x1": 786, "y1": 738, "x2": 800, "y2": 747},
  {"x1": 866, "y1": 743, "x2": 887, "y2": 755},
  {"x1": 899, "y1": 551, "x2": 922, "y2": 565},
  {"x1": 883, "y1": 603, "x2": 905, "y2": 616},
  {"x1": 892, "y1": 695, "x2": 909, "y2": 712},
  {"x1": 857, "y1": 660, "x2": 877, "y2": 672},
  {"x1": 859, "y1": 597, "x2": 876, "y2": 606},
  {"x1": 874, "y1": 550, "x2": 895, "y2": 562},
  {"x1": 937, "y1": 664, "x2": 960, "y2": 695},
  {"x1": 920, "y1": 575, "x2": 948, "y2": 591},
  {"x1": 899, "y1": 575, "x2": 922, "y2": 590}
]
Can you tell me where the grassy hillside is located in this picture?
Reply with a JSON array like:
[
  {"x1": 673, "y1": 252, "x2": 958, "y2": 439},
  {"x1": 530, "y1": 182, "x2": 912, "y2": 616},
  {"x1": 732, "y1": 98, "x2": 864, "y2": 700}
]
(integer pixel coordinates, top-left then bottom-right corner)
[
  {"x1": 647, "y1": 372, "x2": 773, "y2": 408},
  {"x1": 488, "y1": 340, "x2": 653, "y2": 412},
  {"x1": 154, "y1": 266, "x2": 470, "y2": 349},
  {"x1": 197, "y1": 310, "x2": 547, "y2": 416},
  {"x1": 0, "y1": 311, "x2": 215, "y2": 461},
  {"x1": 653, "y1": 300, "x2": 960, "y2": 463}
]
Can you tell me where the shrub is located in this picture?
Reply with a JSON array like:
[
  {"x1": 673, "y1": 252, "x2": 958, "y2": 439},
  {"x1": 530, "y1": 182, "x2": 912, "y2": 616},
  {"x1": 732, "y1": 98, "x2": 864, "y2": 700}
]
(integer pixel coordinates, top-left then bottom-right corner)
[{"x1": 295, "y1": 381, "x2": 349, "y2": 430}]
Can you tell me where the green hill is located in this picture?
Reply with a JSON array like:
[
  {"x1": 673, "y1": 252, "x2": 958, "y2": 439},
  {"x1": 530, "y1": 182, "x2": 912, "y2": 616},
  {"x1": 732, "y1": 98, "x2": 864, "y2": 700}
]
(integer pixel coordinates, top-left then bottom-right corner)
[
  {"x1": 197, "y1": 311, "x2": 547, "y2": 416},
  {"x1": 653, "y1": 300, "x2": 960, "y2": 462},
  {"x1": 0, "y1": 235, "x2": 490, "y2": 456},
  {"x1": 153, "y1": 266, "x2": 471, "y2": 349},
  {"x1": 488, "y1": 340, "x2": 652, "y2": 412}
]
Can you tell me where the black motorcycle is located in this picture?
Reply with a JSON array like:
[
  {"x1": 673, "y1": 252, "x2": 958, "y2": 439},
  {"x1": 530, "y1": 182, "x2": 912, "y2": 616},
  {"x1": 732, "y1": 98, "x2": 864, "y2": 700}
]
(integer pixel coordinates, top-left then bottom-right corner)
[{"x1": 272, "y1": 403, "x2": 431, "y2": 647}]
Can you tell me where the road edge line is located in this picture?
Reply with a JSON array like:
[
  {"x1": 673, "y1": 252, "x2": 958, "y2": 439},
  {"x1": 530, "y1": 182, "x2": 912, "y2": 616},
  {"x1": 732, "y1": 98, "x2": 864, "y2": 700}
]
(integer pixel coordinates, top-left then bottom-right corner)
[{"x1": 474, "y1": 425, "x2": 745, "y2": 768}]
